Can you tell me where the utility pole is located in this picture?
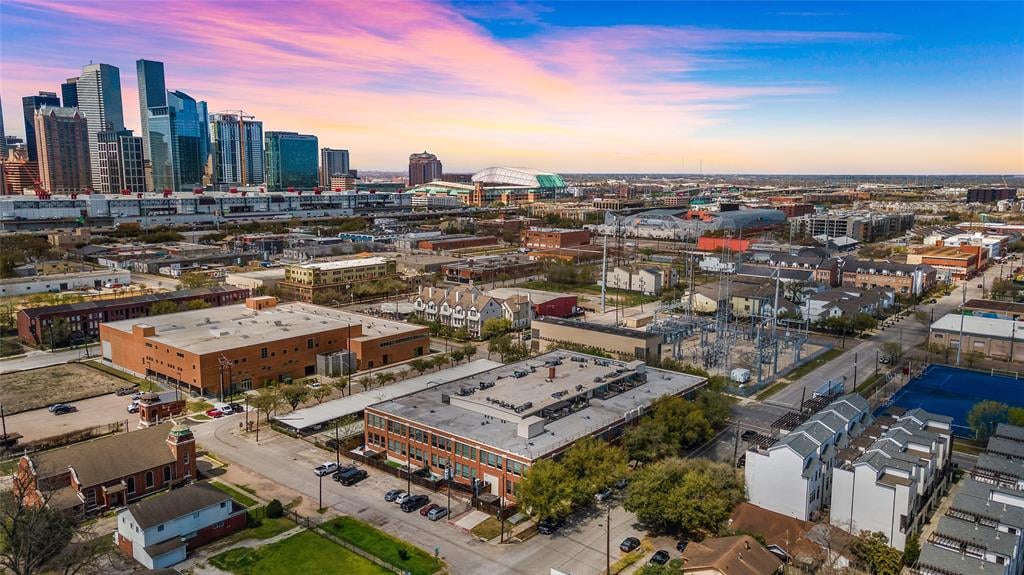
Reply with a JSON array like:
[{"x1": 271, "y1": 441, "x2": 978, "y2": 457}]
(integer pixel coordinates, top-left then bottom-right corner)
[
  {"x1": 733, "y1": 421, "x2": 741, "y2": 463},
  {"x1": 955, "y1": 279, "x2": 966, "y2": 366},
  {"x1": 605, "y1": 504, "x2": 611, "y2": 575},
  {"x1": 853, "y1": 352, "x2": 858, "y2": 389}
]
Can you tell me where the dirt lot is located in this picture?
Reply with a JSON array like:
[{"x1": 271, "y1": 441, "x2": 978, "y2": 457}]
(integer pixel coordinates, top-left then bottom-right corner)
[{"x1": 0, "y1": 363, "x2": 129, "y2": 413}]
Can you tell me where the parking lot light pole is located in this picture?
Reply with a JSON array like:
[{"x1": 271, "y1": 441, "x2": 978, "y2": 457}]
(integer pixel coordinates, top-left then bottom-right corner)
[{"x1": 446, "y1": 460, "x2": 452, "y2": 516}]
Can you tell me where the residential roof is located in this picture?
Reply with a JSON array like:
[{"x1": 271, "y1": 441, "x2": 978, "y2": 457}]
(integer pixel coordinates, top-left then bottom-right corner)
[
  {"x1": 143, "y1": 538, "x2": 185, "y2": 559},
  {"x1": 951, "y1": 480, "x2": 1024, "y2": 528},
  {"x1": 127, "y1": 483, "x2": 231, "y2": 529},
  {"x1": 975, "y1": 453, "x2": 1024, "y2": 479},
  {"x1": 729, "y1": 502, "x2": 825, "y2": 564},
  {"x1": 963, "y1": 299, "x2": 1024, "y2": 315},
  {"x1": 30, "y1": 424, "x2": 177, "y2": 488},
  {"x1": 986, "y1": 437, "x2": 1024, "y2": 460},
  {"x1": 917, "y1": 542, "x2": 999, "y2": 575},
  {"x1": 995, "y1": 423, "x2": 1024, "y2": 443},
  {"x1": 680, "y1": 534, "x2": 783, "y2": 575},
  {"x1": 933, "y1": 515, "x2": 1018, "y2": 558}
]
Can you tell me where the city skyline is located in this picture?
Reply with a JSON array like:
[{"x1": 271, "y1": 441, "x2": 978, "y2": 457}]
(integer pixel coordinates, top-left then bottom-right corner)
[{"x1": 1, "y1": 1, "x2": 1021, "y2": 174}]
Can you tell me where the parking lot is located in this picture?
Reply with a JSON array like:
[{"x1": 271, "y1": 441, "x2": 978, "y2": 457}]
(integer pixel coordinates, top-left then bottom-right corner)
[{"x1": 4, "y1": 393, "x2": 136, "y2": 442}]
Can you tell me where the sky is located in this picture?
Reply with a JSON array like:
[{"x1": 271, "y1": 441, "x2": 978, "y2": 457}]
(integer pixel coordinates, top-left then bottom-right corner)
[{"x1": 1, "y1": 1, "x2": 1022, "y2": 174}]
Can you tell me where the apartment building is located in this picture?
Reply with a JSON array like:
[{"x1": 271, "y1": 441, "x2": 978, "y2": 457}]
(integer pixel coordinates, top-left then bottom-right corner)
[
  {"x1": 441, "y1": 255, "x2": 538, "y2": 284},
  {"x1": 604, "y1": 266, "x2": 677, "y2": 296},
  {"x1": 906, "y1": 245, "x2": 985, "y2": 281},
  {"x1": 789, "y1": 211, "x2": 914, "y2": 243},
  {"x1": 803, "y1": 287, "x2": 894, "y2": 322},
  {"x1": 840, "y1": 258, "x2": 936, "y2": 296},
  {"x1": 277, "y1": 256, "x2": 396, "y2": 303},
  {"x1": 744, "y1": 394, "x2": 872, "y2": 521},
  {"x1": 830, "y1": 408, "x2": 954, "y2": 550},
  {"x1": 411, "y1": 285, "x2": 530, "y2": 337}
]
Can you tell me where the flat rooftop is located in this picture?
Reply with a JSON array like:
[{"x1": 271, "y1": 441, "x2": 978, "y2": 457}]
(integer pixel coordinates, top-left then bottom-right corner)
[
  {"x1": 289, "y1": 256, "x2": 390, "y2": 271},
  {"x1": 0, "y1": 268, "x2": 127, "y2": 285},
  {"x1": 533, "y1": 317, "x2": 659, "y2": 340},
  {"x1": 370, "y1": 350, "x2": 706, "y2": 460},
  {"x1": 930, "y1": 313, "x2": 1024, "y2": 340},
  {"x1": 102, "y1": 302, "x2": 423, "y2": 354},
  {"x1": 486, "y1": 287, "x2": 571, "y2": 305}
]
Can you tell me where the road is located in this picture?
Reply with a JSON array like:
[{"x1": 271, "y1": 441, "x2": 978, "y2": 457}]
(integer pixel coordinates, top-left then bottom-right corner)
[
  {"x1": 0, "y1": 344, "x2": 99, "y2": 374},
  {"x1": 193, "y1": 417, "x2": 678, "y2": 575},
  {"x1": 771, "y1": 265, "x2": 1001, "y2": 408}
]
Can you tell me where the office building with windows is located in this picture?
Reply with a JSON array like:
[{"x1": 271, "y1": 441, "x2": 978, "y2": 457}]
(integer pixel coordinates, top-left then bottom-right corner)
[
  {"x1": 61, "y1": 77, "x2": 79, "y2": 108},
  {"x1": 264, "y1": 131, "x2": 317, "y2": 190},
  {"x1": 320, "y1": 147, "x2": 350, "y2": 188},
  {"x1": 147, "y1": 90, "x2": 205, "y2": 192},
  {"x1": 97, "y1": 129, "x2": 145, "y2": 193},
  {"x1": 34, "y1": 106, "x2": 91, "y2": 193},
  {"x1": 408, "y1": 151, "x2": 442, "y2": 186},
  {"x1": 77, "y1": 63, "x2": 125, "y2": 190},
  {"x1": 210, "y1": 113, "x2": 263, "y2": 186},
  {"x1": 21, "y1": 91, "x2": 61, "y2": 161}
]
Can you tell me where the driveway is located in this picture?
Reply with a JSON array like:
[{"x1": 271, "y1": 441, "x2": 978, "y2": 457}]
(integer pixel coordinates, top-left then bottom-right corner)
[
  {"x1": 193, "y1": 417, "x2": 662, "y2": 575},
  {"x1": 0, "y1": 345, "x2": 99, "y2": 374}
]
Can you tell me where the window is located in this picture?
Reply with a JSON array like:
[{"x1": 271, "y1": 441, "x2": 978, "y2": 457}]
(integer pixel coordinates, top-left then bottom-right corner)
[
  {"x1": 220, "y1": 501, "x2": 226, "y2": 508},
  {"x1": 126, "y1": 477, "x2": 135, "y2": 494},
  {"x1": 145, "y1": 471, "x2": 154, "y2": 488},
  {"x1": 307, "y1": 338, "x2": 314, "y2": 350},
  {"x1": 184, "y1": 451, "x2": 190, "y2": 464},
  {"x1": 260, "y1": 347, "x2": 268, "y2": 359},
  {"x1": 164, "y1": 466, "x2": 171, "y2": 482},
  {"x1": 157, "y1": 524, "x2": 164, "y2": 532}
]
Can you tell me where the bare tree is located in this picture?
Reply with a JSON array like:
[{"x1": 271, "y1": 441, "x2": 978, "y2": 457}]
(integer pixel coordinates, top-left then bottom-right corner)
[{"x1": 0, "y1": 490, "x2": 109, "y2": 575}]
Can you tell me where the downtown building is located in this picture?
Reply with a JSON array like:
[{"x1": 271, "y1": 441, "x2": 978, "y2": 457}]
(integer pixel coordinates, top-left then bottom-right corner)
[
  {"x1": 34, "y1": 107, "x2": 91, "y2": 193},
  {"x1": 363, "y1": 351, "x2": 707, "y2": 503},
  {"x1": 408, "y1": 151, "x2": 442, "y2": 186},
  {"x1": 147, "y1": 91, "x2": 207, "y2": 192},
  {"x1": 210, "y1": 112, "x2": 263, "y2": 186},
  {"x1": 61, "y1": 77, "x2": 79, "y2": 108},
  {"x1": 76, "y1": 63, "x2": 126, "y2": 191},
  {"x1": 320, "y1": 147, "x2": 350, "y2": 188},
  {"x1": 21, "y1": 91, "x2": 61, "y2": 161},
  {"x1": 264, "y1": 131, "x2": 318, "y2": 190},
  {"x1": 136, "y1": 59, "x2": 167, "y2": 191},
  {"x1": 97, "y1": 129, "x2": 145, "y2": 193}
]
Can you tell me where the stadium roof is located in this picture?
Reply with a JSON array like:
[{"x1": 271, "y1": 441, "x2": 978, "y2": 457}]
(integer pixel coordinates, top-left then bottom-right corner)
[{"x1": 472, "y1": 167, "x2": 565, "y2": 189}]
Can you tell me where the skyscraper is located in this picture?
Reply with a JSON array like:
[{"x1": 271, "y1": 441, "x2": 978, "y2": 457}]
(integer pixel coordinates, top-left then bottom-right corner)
[
  {"x1": 21, "y1": 91, "x2": 61, "y2": 161},
  {"x1": 35, "y1": 106, "x2": 91, "y2": 193},
  {"x1": 408, "y1": 151, "x2": 442, "y2": 186},
  {"x1": 97, "y1": 129, "x2": 145, "y2": 193},
  {"x1": 197, "y1": 100, "x2": 211, "y2": 184},
  {"x1": 0, "y1": 96, "x2": 7, "y2": 161},
  {"x1": 77, "y1": 63, "x2": 125, "y2": 191},
  {"x1": 61, "y1": 77, "x2": 79, "y2": 108},
  {"x1": 320, "y1": 148, "x2": 350, "y2": 188},
  {"x1": 148, "y1": 91, "x2": 205, "y2": 192},
  {"x1": 265, "y1": 132, "x2": 318, "y2": 190},
  {"x1": 209, "y1": 112, "x2": 264, "y2": 186},
  {"x1": 136, "y1": 59, "x2": 166, "y2": 190}
]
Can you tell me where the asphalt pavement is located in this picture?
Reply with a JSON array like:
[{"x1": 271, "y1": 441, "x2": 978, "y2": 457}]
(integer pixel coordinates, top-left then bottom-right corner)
[{"x1": 0, "y1": 344, "x2": 99, "y2": 374}]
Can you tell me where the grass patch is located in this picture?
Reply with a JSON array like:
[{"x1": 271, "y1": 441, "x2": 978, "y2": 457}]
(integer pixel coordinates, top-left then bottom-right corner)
[
  {"x1": 953, "y1": 441, "x2": 986, "y2": 456},
  {"x1": 518, "y1": 280, "x2": 659, "y2": 306},
  {"x1": 237, "y1": 484, "x2": 259, "y2": 497},
  {"x1": 610, "y1": 540, "x2": 652, "y2": 574},
  {"x1": 385, "y1": 460, "x2": 403, "y2": 470},
  {"x1": 470, "y1": 517, "x2": 503, "y2": 540},
  {"x1": 188, "y1": 400, "x2": 214, "y2": 413},
  {"x1": 219, "y1": 511, "x2": 295, "y2": 546},
  {"x1": 192, "y1": 414, "x2": 212, "y2": 421},
  {"x1": 211, "y1": 482, "x2": 259, "y2": 507},
  {"x1": 210, "y1": 530, "x2": 390, "y2": 575},
  {"x1": 321, "y1": 516, "x2": 442, "y2": 575},
  {"x1": 854, "y1": 373, "x2": 885, "y2": 396},
  {"x1": 82, "y1": 360, "x2": 147, "y2": 385},
  {"x1": 755, "y1": 380, "x2": 790, "y2": 400},
  {"x1": 784, "y1": 348, "x2": 846, "y2": 382}
]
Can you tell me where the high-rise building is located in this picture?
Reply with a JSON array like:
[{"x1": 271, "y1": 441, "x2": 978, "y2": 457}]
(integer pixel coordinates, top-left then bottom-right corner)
[
  {"x1": 34, "y1": 106, "x2": 91, "y2": 193},
  {"x1": 97, "y1": 129, "x2": 145, "y2": 193},
  {"x1": 61, "y1": 77, "x2": 79, "y2": 108},
  {"x1": 1, "y1": 147, "x2": 39, "y2": 195},
  {"x1": 196, "y1": 101, "x2": 211, "y2": 185},
  {"x1": 408, "y1": 151, "x2": 442, "y2": 186},
  {"x1": 21, "y1": 92, "x2": 61, "y2": 161},
  {"x1": 77, "y1": 63, "x2": 125, "y2": 191},
  {"x1": 136, "y1": 59, "x2": 166, "y2": 190},
  {"x1": 209, "y1": 113, "x2": 263, "y2": 186},
  {"x1": 0, "y1": 96, "x2": 7, "y2": 161},
  {"x1": 319, "y1": 148, "x2": 350, "y2": 188},
  {"x1": 265, "y1": 132, "x2": 318, "y2": 190},
  {"x1": 148, "y1": 91, "x2": 205, "y2": 192}
]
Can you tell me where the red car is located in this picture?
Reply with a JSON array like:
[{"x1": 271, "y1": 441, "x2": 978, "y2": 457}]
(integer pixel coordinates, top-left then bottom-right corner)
[
  {"x1": 420, "y1": 503, "x2": 441, "y2": 517},
  {"x1": 206, "y1": 408, "x2": 223, "y2": 418}
]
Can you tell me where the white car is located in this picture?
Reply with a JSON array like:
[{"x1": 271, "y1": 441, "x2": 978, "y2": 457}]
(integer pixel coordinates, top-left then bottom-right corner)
[
  {"x1": 307, "y1": 381, "x2": 323, "y2": 390},
  {"x1": 218, "y1": 405, "x2": 234, "y2": 415},
  {"x1": 314, "y1": 462, "x2": 340, "y2": 477},
  {"x1": 127, "y1": 401, "x2": 140, "y2": 414},
  {"x1": 395, "y1": 492, "x2": 412, "y2": 504}
]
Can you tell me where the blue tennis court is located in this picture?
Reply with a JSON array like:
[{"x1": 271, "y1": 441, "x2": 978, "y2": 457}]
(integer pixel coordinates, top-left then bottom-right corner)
[{"x1": 885, "y1": 365, "x2": 1024, "y2": 436}]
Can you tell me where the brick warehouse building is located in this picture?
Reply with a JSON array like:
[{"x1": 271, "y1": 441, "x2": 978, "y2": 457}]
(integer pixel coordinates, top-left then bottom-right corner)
[
  {"x1": 17, "y1": 286, "x2": 248, "y2": 345},
  {"x1": 16, "y1": 423, "x2": 196, "y2": 516},
  {"x1": 363, "y1": 351, "x2": 706, "y2": 504},
  {"x1": 99, "y1": 297, "x2": 428, "y2": 396},
  {"x1": 522, "y1": 228, "x2": 592, "y2": 250},
  {"x1": 277, "y1": 256, "x2": 397, "y2": 303}
]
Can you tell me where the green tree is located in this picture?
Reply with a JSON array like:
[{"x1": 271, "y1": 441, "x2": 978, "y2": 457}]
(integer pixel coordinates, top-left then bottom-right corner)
[
  {"x1": 450, "y1": 349, "x2": 466, "y2": 365},
  {"x1": 1008, "y1": 406, "x2": 1024, "y2": 427},
  {"x1": 850, "y1": 532, "x2": 903, "y2": 575},
  {"x1": 149, "y1": 300, "x2": 180, "y2": 316},
  {"x1": 968, "y1": 400, "x2": 1009, "y2": 441},
  {"x1": 636, "y1": 566, "x2": 675, "y2": 575},
  {"x1": 623, "y1": 396, "x2": 714, "y2": 465},
  {"x1": 462, "y1": 343, "x2": 478, "y2": 360},
  {"x1": 279, "y1": 383, "x2": 309, "y2": 411},
  {"x1": 561, "y1": 437, "x2": 629, "y2": 505},
  {"x1": 409, "y1": 359, "x2": 430, "y2": 376},
  {"x1": 623, "y1": 458, "x2": 743, "y2": 535},
  {"x1": 695, "y1": 390, "x2": 731, "y2": 430},
  {"x1": 331, "y1": 375, "x2": 352, "y2": 397},
  {"x1": 185, "y1": 298, "x2": 211, "y2": 310},
  {"x1": 251, "y1": 387, "x2": 282, "y2": 422},
  {"x1": 516, "y1": 459, "x2": 576, "y2": 521},
  {"x1": 482, "y1": 318, "x2": 512, "y2": 339},
  {"x1": 964, "y1": 350, "x2": 984, "y2": 368},
  {"x1": 430, "y1": 354, "x2": 449, "y2": 371},
  {"x1": 903, "y1": 533, "x2": 921, "y2": 566},
  {"x1": 990, "y1": 278, "x2": 1015, "y2": 299},
  {"x1": 310, "y1": 386, "x2": 332, "y2": 404},
  {"x1": 178, "y1": 272, "x2": 217, "y2": 290},
  {"x1": 44, "y1": 317, "x2": 72, "y2": 349}
]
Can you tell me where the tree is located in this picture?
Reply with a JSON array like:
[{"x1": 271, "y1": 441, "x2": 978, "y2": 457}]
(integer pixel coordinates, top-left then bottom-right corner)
[
  {"x1": 450, "y1": 349, "x2": 466, "y2": 365},
  {"x1": 279, "y1": 383, "x2": 310, "y2": 411},
  {"x1": 44, "y1": 318, "x2": 72, "y2": 349},
  {"x1": 251, "y1": 387, "x2": 282, "y2": 422},
  {"x1": 516, "y1": 460, "x2": 576, "y2": 521},
  {"x1": 990, "y1": 278, "x2": 1015, "y2": 299},
  {"x1": 968, "y1": 400, "x2": 1009, "y2": 441},
  {"x1": 482, "y1": 317, "x2": 512, "y2": 339},
  {"x1": 409, "y1": 358, "x2": 430, "y2": 376},
  {"x1": 310, "y1": 386, "x2": 332, "y2": 404},
  {"x1": 636, "y1": 566, "x2": 676, "y2": 575},
  {"x1": 561, "y1": 437, "x2": 629, "y2": 506},
  {"x1": 0, "y1": 489, "x2": 109, "y2": 575},
  {"x1": 623, "y1": 396, "x2": 714, "y2": 465},
  {"x1": 850, "y1": 531, "x2": 903, "y2": 575},
  {"x1": 149, "y1": 300, "x2": 180, "y2": 316},
  {"x1": 964, "y1": 350, "x2": 984, "y2": 368},
  {"x1": 880, "y1": 341, "x2": 902, "y2": 363},
  {"x1": 903, "y1": 533, "x2": 921, "y2": 566},
  {"x1": 623, "y1": 458, "x2": 743, "y2": 535},
  {"x1": 178, "y1": 272, "x2": 217, "y2": 290},
  {"x1": 1009, "y1": 406, "x2": 1024, "y2": 427},
  {"x1": 695, "y1": 390, "x2": 731, "y2": 430},
  {"x1": 462, "y1": 343, "x2": 478, "y2": 361},
  {"x1": 185, "y1": 299, "x2": 211, "y2": 310},
  {"x1": 429, "y1": 354, "x2": 449, "y2": 371},
  {"x1": 331, "y1": 376, "x2": 352, "y2": 397}
]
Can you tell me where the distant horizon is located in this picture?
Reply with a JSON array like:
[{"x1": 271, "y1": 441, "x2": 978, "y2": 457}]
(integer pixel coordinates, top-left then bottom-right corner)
[{"x1": 2, "y1": 1, "x2": 1022, "y2": 173}]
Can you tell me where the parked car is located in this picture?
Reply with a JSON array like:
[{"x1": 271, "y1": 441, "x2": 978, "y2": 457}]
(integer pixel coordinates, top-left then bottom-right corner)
[
  {"x1": 131, "y1": 393, "x2": 143, "y2": 401},
  {"x1": 48, "y1": 403, "x2": 68, "y2": 412},
  {"x1": 127, "y1": 401, "x2": 140, "y2": 414},
  {"x1": 741, "y1": 430, "x2": 758, "y2": 442},
  {"x1": 594, "y1": 487, "x2": 614, "y2": 502},
  {"x1": 620, "y1": 537, "x2": 641, "y2": 553},
  {"x1": 325, "y1": 438, "x2": 341, "y2": 451},
  {"x1": 614, "y1": 478, "x2": 629, "y2": 490},
  {"x1": 420, "y1": 503, "x2": 441, "y2": 517},
  {"x1": 395, "y1": 492, "x2": 412, "y2": 505},
  {"x1": 384, "y1": 489, "x2": 406, "y2": 502},
  {"x1": 52, "y1": 404, "x2": 76, "y2": 415},
  {"x1": 313, "y1": 462, "x2": 340, "y2": 477},
  {"x1": 307, "y1": 381, "x2": 322, "y2": 389},
  {"x1": 115, "y1": 387, "x2": 136, "y2": 396},
  {"x1": 401, "y1": 495, "x2": 430, "y2": 513},
  {"x1": 676, "y1": 540, "x2": 689, "y2": 553},
  {"x1": 649, "y1": 550, "x2": 671, "y2": 565},
  {"x1": 228, "y1": 402, "x2": 244, "y2": 413},
  {"x1": 537, "y1": 517, "x2": 565, "y2": 535},
  {"x1": 335, "y1": 467, "x2": 368, "y2": 486},
  {"x1": 206, "y1": 408, "x2": 223, "y2": 418},
  {"x1": 427, "y1": 506, "x2": 449, "y2": 521},
  {"x1": 218, "y1": 405, "x2": 234, "y2": 415}
]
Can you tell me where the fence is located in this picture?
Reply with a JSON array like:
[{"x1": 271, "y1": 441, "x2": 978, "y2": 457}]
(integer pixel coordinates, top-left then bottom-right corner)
[
  {"x1": 1, "y1": 420, "x2": 126, "y2": 460},
  {"x1": 284, "y1": 509, "x2": 409, "y2": 575}
]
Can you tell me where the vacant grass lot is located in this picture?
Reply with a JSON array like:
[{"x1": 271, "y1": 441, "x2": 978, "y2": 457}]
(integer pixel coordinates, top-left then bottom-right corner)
[
  {"x1": 321, "y1": 517, "x2": 442, "y2": 575},
  {"x1": 210, "y1": 530, "x2": 390, "y2": 575},
  {"x1": 470, "y1": 516, "x2": 503, "y2": 540},
  {"x1": 0, "y1": 363, "x2": 128, "y2": 413},
  {"x1": 518, "y1": 280, "x2": 659, "y2": 306}
]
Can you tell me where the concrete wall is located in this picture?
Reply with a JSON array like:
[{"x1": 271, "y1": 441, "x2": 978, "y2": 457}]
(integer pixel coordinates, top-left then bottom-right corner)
[{"x1": 744, "y1": 447, "x2": 812, "y2": 520}]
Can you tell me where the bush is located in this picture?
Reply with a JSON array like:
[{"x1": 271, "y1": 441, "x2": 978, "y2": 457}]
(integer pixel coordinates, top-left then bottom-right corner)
[
  {"x1": 266, "y1": 499, "x2": 284, "y2": 518},
  {"x1": 398, "y1": 548, "x2": 410, "y2": 561}
]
